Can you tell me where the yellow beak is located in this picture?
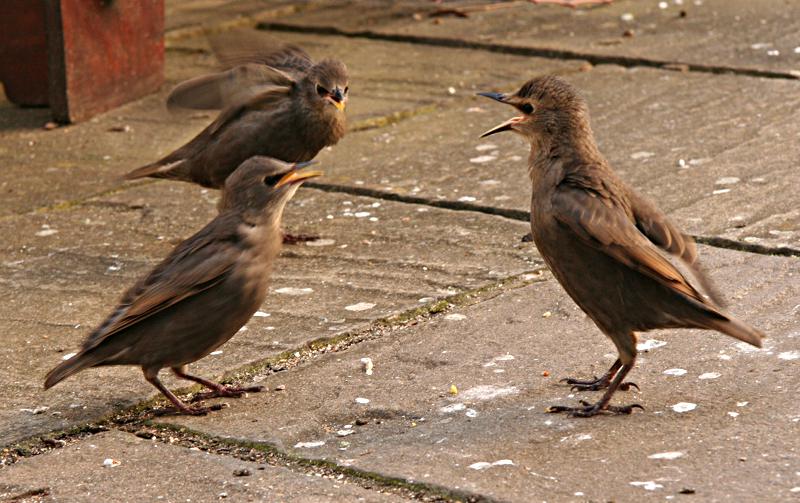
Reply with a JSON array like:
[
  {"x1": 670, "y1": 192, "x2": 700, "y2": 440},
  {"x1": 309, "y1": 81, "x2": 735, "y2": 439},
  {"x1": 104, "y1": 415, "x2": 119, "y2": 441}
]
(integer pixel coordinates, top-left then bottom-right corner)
[{"x1": 275, "y1": 169, "x2": 323, "y2": 188}]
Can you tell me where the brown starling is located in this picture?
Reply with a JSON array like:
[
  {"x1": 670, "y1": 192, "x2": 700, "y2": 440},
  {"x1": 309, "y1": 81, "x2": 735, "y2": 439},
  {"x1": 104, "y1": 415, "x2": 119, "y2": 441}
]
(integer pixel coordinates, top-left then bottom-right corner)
[
  {"x1": 125, "y1": 44, "x2": 347, "y2": 189},
  {"x1": 45, "y1": 157, "x2": 322, "y2": 415},
  {"x1": 478, "y1": 76, "x2": 763, "y2": 417}
]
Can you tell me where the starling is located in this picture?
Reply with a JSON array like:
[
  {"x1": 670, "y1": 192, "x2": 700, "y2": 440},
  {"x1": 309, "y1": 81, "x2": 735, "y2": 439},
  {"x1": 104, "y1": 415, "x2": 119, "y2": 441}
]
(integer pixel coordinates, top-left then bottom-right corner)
[
  {"x1": 124, "y1": 43, "x2": 347, "y2": 189},
  {"x1": 478, "y1": 76, "x2": 763, "y2": 417},
  {"x1": 45, "y1": 157, "x2": 322, "y2": 415}
]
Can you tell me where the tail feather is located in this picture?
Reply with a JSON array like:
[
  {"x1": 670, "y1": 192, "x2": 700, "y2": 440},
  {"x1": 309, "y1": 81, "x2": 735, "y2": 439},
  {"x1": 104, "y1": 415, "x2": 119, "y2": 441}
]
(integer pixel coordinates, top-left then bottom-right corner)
[
  {"x1": 124, "y1": 158, "x2": 187, "y2": 181},
  {"x1": 701, "y1": 314, "x2": 764, "y2": 348},
  {"x1": 44, "y1": 351, "x2": 101, "y2": 389}
]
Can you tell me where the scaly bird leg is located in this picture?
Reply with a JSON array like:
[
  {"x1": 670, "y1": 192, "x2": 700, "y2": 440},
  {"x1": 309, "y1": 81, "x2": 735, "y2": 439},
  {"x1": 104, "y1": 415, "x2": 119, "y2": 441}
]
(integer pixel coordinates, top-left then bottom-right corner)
[
  {"x1": 548, "y1": 359, "x2": 643, "y2": 417},
  {"x1": 171, "y1": 365, "x2": 263, "y2": 402},
  {"x1": 144, "y1": 368, "x2": 218, "y2": 416},
  {"x1": 560, "y1": 358, "x2": 639, "y2": 392}
]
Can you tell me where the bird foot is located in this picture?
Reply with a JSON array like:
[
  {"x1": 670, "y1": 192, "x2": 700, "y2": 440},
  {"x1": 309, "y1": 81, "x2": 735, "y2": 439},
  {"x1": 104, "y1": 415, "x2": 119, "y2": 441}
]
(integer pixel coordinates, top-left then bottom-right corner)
[
  {"x1": 190, "y1": 385, "x2": 264, "y2": 403},
  {"x1": 547, "y1": 399, "x2": 643, "y2": 417},
  {"x1": 154, "y1": 402, "x2": 227, "y2": 417},
  {"x1": 282, "y1": 233, "x2": 321, "y2": 245},
  {"x1": 561, "y1": 376, "x2": 639, "y2": 392}
]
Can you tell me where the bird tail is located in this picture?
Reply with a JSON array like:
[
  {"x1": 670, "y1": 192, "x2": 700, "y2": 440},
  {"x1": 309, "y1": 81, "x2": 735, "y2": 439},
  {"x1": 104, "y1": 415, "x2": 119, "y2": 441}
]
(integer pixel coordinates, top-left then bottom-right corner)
[
  {"x1": 43, "y1": 351, "x2": 101, "y2": 389},
  {"x1": 124, "y1": 158, "x2": 188, "y2": 181},
  {"x1": 698, "y1": 313, "x2": 764, "y2": 348}
]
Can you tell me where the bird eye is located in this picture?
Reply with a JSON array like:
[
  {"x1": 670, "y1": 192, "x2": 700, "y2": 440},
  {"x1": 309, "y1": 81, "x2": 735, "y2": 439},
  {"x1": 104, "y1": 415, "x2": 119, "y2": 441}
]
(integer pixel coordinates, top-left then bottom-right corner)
[
  {"x1": 316, "y1": 84, "x2": 328, "y2": 97},
  {"x1": 520, "y1": 103, "x2": 534, "y2": 114},
  {"x1": 264, "y1": 174, "x2": 284, "y2": 186},
  {"x1": 344, "y1": 86, "x2": 349, "y2": 94}
]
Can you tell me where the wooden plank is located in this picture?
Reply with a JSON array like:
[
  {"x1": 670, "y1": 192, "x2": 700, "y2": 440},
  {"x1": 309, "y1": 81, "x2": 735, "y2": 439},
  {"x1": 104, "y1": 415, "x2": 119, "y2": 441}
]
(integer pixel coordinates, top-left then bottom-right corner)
[{"x1": 45, "y1": 0, "x2": 165, "y2": 123}]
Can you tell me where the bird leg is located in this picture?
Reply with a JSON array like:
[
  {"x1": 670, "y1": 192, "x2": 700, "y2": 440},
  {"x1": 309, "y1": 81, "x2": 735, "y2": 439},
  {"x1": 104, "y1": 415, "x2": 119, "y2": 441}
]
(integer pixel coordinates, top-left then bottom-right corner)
[
  {"x1": 171, "y1": 366, "x2": 264, "y2": 402},
  {"x1": 560, "y1": 359, "x2": 639, "y2": 392},
  {"x1": 548, "y1": 360, "x2": 643, "y2": 417},
  {"x1": 144, "y1": 368, "x2": 216, "y2": 416}
]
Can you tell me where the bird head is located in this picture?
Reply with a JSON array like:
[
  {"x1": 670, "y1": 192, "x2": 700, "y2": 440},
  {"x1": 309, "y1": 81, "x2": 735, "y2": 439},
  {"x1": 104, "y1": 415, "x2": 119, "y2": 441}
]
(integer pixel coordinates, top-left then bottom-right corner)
[
  {"x1": 305, "y1": 59, "x2": 349, "y2": 113},
  {"x1": 477, "y1": 75, "x2": 590, "y2": 146},
  {"x1": 220, "y1": 156, "x2": 322, "y2": 225}
]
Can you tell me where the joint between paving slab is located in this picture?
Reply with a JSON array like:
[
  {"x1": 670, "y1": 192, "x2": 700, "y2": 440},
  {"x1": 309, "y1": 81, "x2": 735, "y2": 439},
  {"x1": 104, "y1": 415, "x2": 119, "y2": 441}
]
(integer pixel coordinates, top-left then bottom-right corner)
[
  {"x1": 124, "y1": 422, "x2": 504, "y2": 503},
  {"x1": 0, "y1": 270, "x2": 547, "y2": 466},
  {"x1": 304, "y1": 183, "x2": 800, "y2": 258},
  {"x1": 258, "y1": 22, "x2": 800, "y2": 82}
]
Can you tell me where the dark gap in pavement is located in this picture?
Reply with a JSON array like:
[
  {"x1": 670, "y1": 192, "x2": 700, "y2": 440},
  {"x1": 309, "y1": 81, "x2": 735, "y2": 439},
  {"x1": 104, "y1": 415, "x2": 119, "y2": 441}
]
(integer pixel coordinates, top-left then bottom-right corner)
[
  {"x1": 258, "y1": 22, "x2": 800, "y2": 82},
  {"x1": 305, "y1": 182, "x2": 800, "y2": 258}
]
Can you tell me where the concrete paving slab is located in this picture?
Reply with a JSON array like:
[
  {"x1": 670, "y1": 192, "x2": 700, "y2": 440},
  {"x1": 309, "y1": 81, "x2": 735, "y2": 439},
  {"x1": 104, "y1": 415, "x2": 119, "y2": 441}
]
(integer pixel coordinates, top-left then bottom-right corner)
[
  {"x1": 313, "y1": 64, "x2": 800, "y2": 250},
  {"x1": 0, "y1": 430, "x2": 407, "y2": 502},
  {"x1": 163, "y1": 247, "x2": 800, "y2": 502},
  {"x1": 271, "y1": 0, "x2": 800, "y2": 77},
  {"x1": 0, "y1": 181, "x2": 535, "y2": 446}
]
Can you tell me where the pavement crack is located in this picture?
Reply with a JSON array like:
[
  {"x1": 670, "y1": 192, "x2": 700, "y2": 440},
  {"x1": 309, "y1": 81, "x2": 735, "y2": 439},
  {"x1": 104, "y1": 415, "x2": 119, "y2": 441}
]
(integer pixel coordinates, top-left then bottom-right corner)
[
  {"x1": 304, "y1": 183, "x2": 800, "y2": 258},
  {"x1": 258, "y1": 22, "x2": 800, "y2": 82},
  {"x1": 304, "y1": 182, "x2": 529, "y2": 221},
  {"x1": 121, "y1": 422, "x2": 504, "y2": 503}
]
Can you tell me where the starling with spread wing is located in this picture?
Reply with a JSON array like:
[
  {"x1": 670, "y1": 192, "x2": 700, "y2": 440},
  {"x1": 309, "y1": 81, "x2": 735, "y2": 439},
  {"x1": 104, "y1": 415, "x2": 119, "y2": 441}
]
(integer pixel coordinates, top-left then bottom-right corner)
[{"x1": 125, "y1": 38, "x2": 347, "y2": 189}]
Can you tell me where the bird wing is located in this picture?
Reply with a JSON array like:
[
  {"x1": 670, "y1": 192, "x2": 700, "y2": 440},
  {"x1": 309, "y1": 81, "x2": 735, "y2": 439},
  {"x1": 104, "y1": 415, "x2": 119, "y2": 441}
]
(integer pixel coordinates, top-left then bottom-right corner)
[
  {"x1": 126, "y1": 85, "x2": 291, "y2": 181},
  {"x1": 551, "y1": 173, "x2": 707, "y2": 305},
  {"x1": 166, "y1": 63, "x2": 296, "y2": 111},
  {"x1": 81, "y1": 215, "x2": 243, "y2": 352},
  {"x1": 210, "y1": 31, "x2": 314, "y2": 76},
  {"x1": 629, "y1": 191, "x2": 725, "y2": 305},
  {"x1": 204, "y1": 83, "x2": 292, "y2": 137}
]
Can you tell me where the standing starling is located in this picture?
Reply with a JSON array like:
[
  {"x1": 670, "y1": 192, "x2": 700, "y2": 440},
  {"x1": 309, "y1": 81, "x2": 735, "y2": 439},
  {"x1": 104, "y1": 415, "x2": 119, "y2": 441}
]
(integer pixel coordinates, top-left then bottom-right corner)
[
  {"x1": 478, "y1": 76, "x2": 763, "y2": 417},
  {"x1": 124, "y1": 44, "x2": 347, "y2": 189},
  {"x1": 45, "y1": 157, "x2": 322, "y2": 415}
]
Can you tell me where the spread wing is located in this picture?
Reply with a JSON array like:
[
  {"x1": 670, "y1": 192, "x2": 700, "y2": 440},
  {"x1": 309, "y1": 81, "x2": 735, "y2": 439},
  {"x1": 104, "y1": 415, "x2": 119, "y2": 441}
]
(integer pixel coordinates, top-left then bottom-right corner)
[
  {"x1": 551, "y1": 173, "x2": 708, "y2": 305},
  {"x1": 210, "y1": 30, "x2": 313, "y2": 77},
  {"x1": 166, "y1": 63, "x2": 296, "y2": 111},
  {"x1": 166, "y1": 30, "x2": 313, "y2": 111},
  {"x1": 82, "y1": 215, "x2": 243, "y2": 351}
]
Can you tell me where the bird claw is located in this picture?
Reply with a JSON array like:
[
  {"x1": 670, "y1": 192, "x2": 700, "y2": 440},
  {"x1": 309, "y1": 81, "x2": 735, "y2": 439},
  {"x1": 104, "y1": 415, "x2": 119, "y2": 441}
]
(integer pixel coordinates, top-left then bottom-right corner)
[
  {"x1": 190, "y1": 385, "x2": 264, "y2": 402},
  {"x1": 618, "y1": 381, "x2": 640, "y2": 392},
  {"x1": 546, "y1": 401, "x2": 643, "y2": 417}
]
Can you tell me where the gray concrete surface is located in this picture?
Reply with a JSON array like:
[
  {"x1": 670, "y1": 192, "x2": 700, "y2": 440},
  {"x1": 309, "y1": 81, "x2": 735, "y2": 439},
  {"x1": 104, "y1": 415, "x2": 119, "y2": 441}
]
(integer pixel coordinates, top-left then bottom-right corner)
[
  {"x1": 1, "y1": 1, "x2": 798, "y2": 501},
  {"x1": 0, "y1": 430, "x2": 407, "y2": 502},
  {"x1": 271, "y1": 0, "x2": 800, "y2": 77}
]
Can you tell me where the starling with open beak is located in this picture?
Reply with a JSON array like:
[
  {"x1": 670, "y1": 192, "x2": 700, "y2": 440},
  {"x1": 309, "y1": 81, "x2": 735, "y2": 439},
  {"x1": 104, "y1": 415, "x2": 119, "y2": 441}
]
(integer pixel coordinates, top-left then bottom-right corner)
[
  {"x1": 45, "y1": 157, "x2": 322, "y2": 415},
  {"x1": 478, "y1": 76, "x2": 763, "y2": 417},
  {"x1": 125, "y1": 43, "x2": 347, "y2": 189}
]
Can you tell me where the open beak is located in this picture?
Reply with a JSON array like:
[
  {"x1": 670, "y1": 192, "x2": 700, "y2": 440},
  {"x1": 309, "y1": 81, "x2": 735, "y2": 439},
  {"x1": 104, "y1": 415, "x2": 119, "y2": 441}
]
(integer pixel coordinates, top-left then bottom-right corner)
[
  {"x1": 480, "y1": 117, "x2": 523, "y2": 138},
  {"x1": 327, "y1": 88, "x2": 346, "y2": 111},
  {"x1": 477, "y1": 91, "x2": 521, "y2": 138},
  {"x1": 275, "y1": 168, "x2": 323, "y2": 188}
]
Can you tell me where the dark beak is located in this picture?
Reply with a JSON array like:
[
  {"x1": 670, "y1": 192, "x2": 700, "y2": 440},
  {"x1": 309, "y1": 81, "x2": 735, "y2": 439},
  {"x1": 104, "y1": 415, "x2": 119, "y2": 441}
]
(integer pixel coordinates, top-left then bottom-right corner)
[
  {"x1": 477, "y1": 90, "x2": 519, "y2": 137},
  {"x1": 327, "y1": 88, "x2": 346, "y2": 111},
  {"x1": 476, "y1": 91, "x2": 507, "y2": 103}
]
